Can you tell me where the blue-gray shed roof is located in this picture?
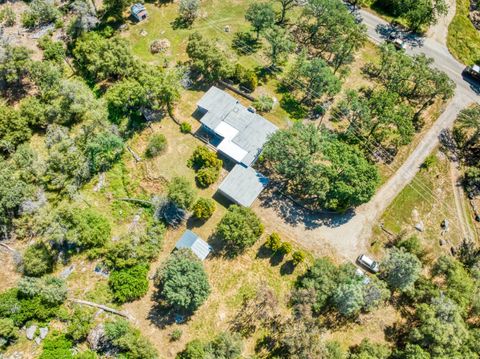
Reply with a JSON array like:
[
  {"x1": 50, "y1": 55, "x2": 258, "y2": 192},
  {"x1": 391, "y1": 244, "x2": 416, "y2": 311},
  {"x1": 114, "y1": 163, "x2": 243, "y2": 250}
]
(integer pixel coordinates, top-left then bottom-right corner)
[
  {"x1": 218, "y1": 164, "x2": 269, "y2": 207},
  {"x1": 197, "y1": 87, "x2": 278, "y2": 166},
  {"x1": 175, "y1": 230, "x2": 211, "y2": 261},
  {"x1": 131, "y1": 3, "x2": 146, "y2": 15}
]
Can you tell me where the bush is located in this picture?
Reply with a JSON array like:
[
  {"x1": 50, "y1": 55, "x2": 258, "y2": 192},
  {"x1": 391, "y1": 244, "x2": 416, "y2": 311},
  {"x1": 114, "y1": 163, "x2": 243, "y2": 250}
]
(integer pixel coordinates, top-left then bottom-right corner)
[
  {"x1": 192, "y1": 198, "x2": 216, "y2": 220},
  {"x1": 196, "y1": 166, "x2": 220, "y2": 187},
  {"x1": 0, "y1": 6, "x2": 15, "y2": 27},
  {"x1": 0, "y1": 318, "x2": 18, "y2": 349},
  {"x1": 167, "y1": 177, "x2": 197, "y2": 210},
  {"x1": 396, "y1": 235, "x2": 424, "y2": 258},
  {"x1": 279, "y1": 241, "x2": 292, "y2": 255},
  {"x1": 177, "y1": 339, "x2": 205, "y2": 359},
  {"x1": 170, "y1": 329, "x2": 183, "y2": 341},
  {"x1": 233, "y1": 64, "x2": 257, "y2": 92},
  {"x1": 265, "y1": 233, "x2": 282, "y2": 251},
  {"x1": 22, "y1": 241, "x2": 56, "y2": 277},
  {"x1": 292, "y1": 251, "x2": 306, "y2": 266},
  {"x1": 21, "y1": 0, "x2": 61, "y2": 29},
  {"x1": 205, "y1": 332, "x2": 242, "y2": 358},
  {"x1": 154, "y1": 248, "x2": 210, "y2": 313},
  {"x1": 39, "y1": 333, "x2": 74, "y2": 359},
  {"x1": 67, "y1": 307, "x2": 95, "y2": 342},
  {"x1": 145, "y1": 134, "x2": 167, "y2": 158},
  {"x1": 180, "y1": 122, "x2": 192, "y2": 133},
  {"x1": 216, "y1": 205, "x2": 264, "y2": 254},
  {"x1": 421, "y1": 154, "x2": 437, "y2": 169},
  {"x1": 38, "y1": 36, "x2": 65, "y2": 63},
  {"x1": 109, "y1": 264, "x2": 149, "y2": 303},
  {"x1": 253, "y1": 95, "x2": 274, "y2": 113}
]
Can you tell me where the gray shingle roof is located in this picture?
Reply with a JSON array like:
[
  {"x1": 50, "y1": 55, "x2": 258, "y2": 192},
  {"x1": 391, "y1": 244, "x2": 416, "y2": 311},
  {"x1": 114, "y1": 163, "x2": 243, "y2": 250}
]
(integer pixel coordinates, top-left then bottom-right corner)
[
  {"x1": 175, "y1": 230, "x2": 211, "y2": 261},
  {"x1": 218, "y1": 164, "x2": 269, "y2": 207},
  {"x1": 197, "y1": 87, "x2": 278, "y2": 166}
]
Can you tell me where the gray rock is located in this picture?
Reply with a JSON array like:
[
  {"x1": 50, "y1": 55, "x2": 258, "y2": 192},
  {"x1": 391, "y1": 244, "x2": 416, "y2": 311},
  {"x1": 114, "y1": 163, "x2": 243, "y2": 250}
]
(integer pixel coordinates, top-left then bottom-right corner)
[
  {"x1": 39, "y1": 327, "x2": 48, "y2": 340},
  {"x1": 34, "y1": 337, "x2": 41, "y2": 345},
  {"x1": 415, "y1": 221, "x2": 425, "y2": 232},
  {"x1": 439, "y1": 239, "x2": 446, "y2": 246},
  {"x1": 25, "y1": 325, "x2": 37, "y2": 340},
  {"x1": 87, "y1": 324, "x2": 106, "y2": 351}
]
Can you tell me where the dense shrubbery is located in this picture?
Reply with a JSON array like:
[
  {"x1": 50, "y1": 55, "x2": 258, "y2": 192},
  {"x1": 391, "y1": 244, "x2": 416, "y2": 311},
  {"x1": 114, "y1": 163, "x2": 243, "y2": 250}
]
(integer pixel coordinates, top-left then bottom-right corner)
[
  {"x1": 188, "y1": 146, "x2": 222, "y2": 188},
  {"x1": 22, "y1": 241, "x2": 56, "y2": 277},
  {"x1": 216, "y1": 205, "x2": 264, "y2": 255},
  {"x1": 154, "y1": 248, "x2": 210, "y2": 313},
  {"x1": 145, "y1": 134, "x2": 167, "y2": 158},
  {"x1": 192, "y1": 198, "x2": 216, "y2": 220},
  {"x1": 21, "y1": 0, "x2": 61, "y2": 29},
  {"x1": 177, "y1": 332, "x2": 242, "y2": 359},
  {"x1": 167, "y1": 177, "x2": 197, "y2": 210},
  {"x1": 109, "y1": 264, "x2": 149, "y2": 303}
]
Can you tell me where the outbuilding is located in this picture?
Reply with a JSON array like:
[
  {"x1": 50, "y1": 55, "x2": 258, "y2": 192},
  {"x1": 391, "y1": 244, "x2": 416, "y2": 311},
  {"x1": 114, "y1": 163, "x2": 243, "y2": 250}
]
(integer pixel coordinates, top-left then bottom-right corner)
[
  {"x1": 175, "y1": 230, "x2": 211, "y2": 261},
  {"x1": 131, "y1": 3, "x2": 147, "y2": 22}
]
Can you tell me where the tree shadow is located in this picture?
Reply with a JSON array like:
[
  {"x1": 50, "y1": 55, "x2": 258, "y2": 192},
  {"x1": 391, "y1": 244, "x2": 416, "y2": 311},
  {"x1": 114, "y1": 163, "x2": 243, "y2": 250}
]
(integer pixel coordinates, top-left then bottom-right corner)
[
  {"x1": 171, "y1": 17, "x2": 193, "y2": 30},
  {"x1": 280, "y1": 260, "x2": 295, "y2": 275},
  {"x1": 257, "y1": 187, "x2": 355, "y2": 230},
  {"x1": 269, "y1": 252, "x2": 285, "y2": 266},
  {"x1": 232, "y1": 31, "x2": 261, "y2": 56},
  {"x1": 147, "y1": 292, "x2": 191, "y2": 329},
  {"x1": 256, "y1": 244, "x2": 273, "y2": 260}
]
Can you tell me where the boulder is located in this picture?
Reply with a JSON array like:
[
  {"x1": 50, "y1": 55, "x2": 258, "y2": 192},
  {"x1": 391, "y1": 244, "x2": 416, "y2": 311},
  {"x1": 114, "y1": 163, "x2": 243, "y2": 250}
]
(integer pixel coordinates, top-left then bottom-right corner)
[
  {"x1": 25, "y1": 325, "x2": 37, "y2": 340},
  {"x1": 87, "y1": 324, "x2": 106, "y2": 351},
  {"x1": 415, "y1": 221, "x2": 424, "y2": 232},
  {"x1": 39, "y1": 327, "x2": 48, "y2": 340}
]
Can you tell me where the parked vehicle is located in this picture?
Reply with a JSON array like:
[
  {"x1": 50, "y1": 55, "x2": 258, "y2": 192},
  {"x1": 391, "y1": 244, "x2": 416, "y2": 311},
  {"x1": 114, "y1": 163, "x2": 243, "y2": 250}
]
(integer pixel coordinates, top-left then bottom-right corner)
[
  {"x1": 357, "y1": 254, "x2": 380, "y2": 273},
  {"x1": 463, "y1": 65, "x2": 480, "y2": 82},
  {"x1": 386, "y1": 34, "x2": 405, "y2": 50}
]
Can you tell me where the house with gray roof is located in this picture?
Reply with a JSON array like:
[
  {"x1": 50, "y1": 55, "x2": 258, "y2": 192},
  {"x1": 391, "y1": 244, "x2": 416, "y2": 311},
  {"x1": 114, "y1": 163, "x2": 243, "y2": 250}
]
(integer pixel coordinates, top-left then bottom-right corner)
[
  {"x1": 175, "y1": 230, "x2": 211, "y2": 261},
  {"x1": 196, "y1": 86, "x2": 278, "y2": 167}
]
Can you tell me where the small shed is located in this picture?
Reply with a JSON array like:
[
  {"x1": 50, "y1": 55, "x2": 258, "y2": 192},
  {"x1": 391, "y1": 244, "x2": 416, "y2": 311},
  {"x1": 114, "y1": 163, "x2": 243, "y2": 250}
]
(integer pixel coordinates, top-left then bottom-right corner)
[
  {"x1": 175, "y1": 230, "x2": 211, "y2": 261},
  {"x1": 218, "y1": 164, "x2": 269, "y2": 207},
  {"x1": 131, "y1": 3, "x2": 147, "y2": 22}
]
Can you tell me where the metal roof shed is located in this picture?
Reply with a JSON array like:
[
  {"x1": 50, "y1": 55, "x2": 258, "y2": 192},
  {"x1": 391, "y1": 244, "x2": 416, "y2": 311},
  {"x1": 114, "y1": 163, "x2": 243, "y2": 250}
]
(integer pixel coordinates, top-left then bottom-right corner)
[
  {"x1": 218, "y1": 164, "x2": 269, "y2": 207},
  {"x1": 175, "y1": 230, "x2": 211, "y2": 261},
  {"x1": 131, "y1": 3, "x2": 147, "y2": 21}
]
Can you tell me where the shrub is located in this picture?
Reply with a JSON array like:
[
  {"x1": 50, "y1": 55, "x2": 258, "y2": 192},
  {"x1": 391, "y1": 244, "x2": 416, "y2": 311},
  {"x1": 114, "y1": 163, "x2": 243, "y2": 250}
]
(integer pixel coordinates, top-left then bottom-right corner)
[
  {"x1": 38, "y1": 36, "x2": 65, "y2": 63},
  {"x1": 177, "y1": 339, "x2": 205, "y2": 359},
  {"x1": 22, "y1": 241, "x2": 56, "y2": 277},
  {"x1": 0, "y1": 318, "x2": 18, "y2": 349},
  {"x1": 265, "y1": 233, "x2": 282, "y2": 251},
  {"x1": 104, "y1": 319, "x2": 158, "y2": 359},
  {"x1": 170, "y1": 329, "x2": 183, "y2": 341},
  {"x1": 192, "y1": 198, "x2": 216, "y2": 220},
  {"x1": 167, "y1": 177, "x2": 197, "y2": 210},
  {"x1": 196, "y1": 166, "x2": 220, "y2": 187},
  {"x1": 216, "y1": 205, "x2": 264, "y2": 254},
  {"x1": 67, "y1": 307, "x2": 95, "y2": 342},
  {"x1": 154, "y1": 248, "x2": 210, "y2": 313},
  {"x1": 205, "y1": 332, "x2": 242, "y2": 358},
  {"x1": 145, "y1": 134, "x2": 167, "y2": 158},
  {"x1": 180, "y1": 122, "x2": 192, "y2": 133},
  {"x1": 108, "y1": 264, "x2": 149, "y2": 303},
  {"x1": 0, "y1": 6, "x2": 15, "y2": 27},
  {"x1": 396, "y1": 235, "x2": 424, "y2": 258},
  {"x1": 292, "y1": 251, "x2": 306, "y2": 265},
  {"x1": 233, "y1": 64, "x2": 258, "y2": 92},
  {"x1": 188, "y1": 146, "x2": 222, "y2": 170},
  {"x1": 421, "y1": 154, "x2": 437, "y2": 169},
  {"x1": 253, "y1": 95, "x2": 274, "y2": 113},
  {"x1": 39, "y1": 333, "x2": 74, "y2": 359},
  {"x1": 21, "y1": 0, "x2": 61, "y2": 29},
  {"x1": 279, "y1": 241, "x2": 292, "y2": 255}
]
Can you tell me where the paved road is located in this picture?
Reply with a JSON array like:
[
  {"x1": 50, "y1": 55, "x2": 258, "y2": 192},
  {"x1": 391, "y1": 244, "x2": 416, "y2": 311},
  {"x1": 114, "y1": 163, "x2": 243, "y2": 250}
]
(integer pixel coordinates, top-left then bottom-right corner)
[{"x1": 254, "y1": 7, "x2": 480, "y2": 261}]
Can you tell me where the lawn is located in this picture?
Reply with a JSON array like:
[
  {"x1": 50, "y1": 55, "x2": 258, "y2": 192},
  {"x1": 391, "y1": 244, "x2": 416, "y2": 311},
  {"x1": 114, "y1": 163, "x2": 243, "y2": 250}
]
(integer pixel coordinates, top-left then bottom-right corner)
[
  {"x1": 370, "y1": 149, "x2": 467, "y2": 259},
  {"x1": 447, "y1": 0, "x2": 480, "y2": 65}
]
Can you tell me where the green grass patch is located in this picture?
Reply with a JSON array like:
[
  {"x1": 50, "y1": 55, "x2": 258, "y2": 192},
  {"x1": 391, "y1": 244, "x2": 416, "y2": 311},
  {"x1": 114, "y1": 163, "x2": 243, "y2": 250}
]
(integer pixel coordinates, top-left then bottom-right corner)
[{"x1": 447, "y1": 0, "x2": 480, "y2": 65}]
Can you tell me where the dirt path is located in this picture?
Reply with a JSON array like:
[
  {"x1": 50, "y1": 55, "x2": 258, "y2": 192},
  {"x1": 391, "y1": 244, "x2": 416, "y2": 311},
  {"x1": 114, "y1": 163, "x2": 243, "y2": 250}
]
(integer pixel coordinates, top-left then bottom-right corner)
[
  {"x1": 427, "y1": 0, "x2": 457, "y2": 46},
  {"x1": 254, "y1": 90, "x2": 473, "y2": 262},
  {"x1": 450, "y1": 161, "x2": 476, "y2": 240}
]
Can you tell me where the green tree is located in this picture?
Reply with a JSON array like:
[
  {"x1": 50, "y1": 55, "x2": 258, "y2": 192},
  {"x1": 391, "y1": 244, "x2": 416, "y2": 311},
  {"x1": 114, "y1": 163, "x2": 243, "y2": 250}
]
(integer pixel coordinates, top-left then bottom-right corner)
[
  {"x1": 38, "y1": 36, "x2": 65, "y2": 64},
  {"x1": 83, "y1": 131, "x2": 124, "y2": 173},
  {"x1": 382, "y1": 248, "x2": 422, "y2": 292},
  {"x1": 109, "y1": 264, "x2": 149, "y2": 303},
  {"x1": 245, "y1": 2, "x2": 276, "y2": 39},
  {"x1": 192, "y1": 198, "x2": 216, "y2": 220},
  {"x1": 186, "y1": 32, "x2": 233, "y2": 82},
  {"x1": 262, "y1": 123, "x2": 379, "y2": 211},
  {"x1": 332, "y1": 281, "x2": 365, "y2": 317},
  {"x1": 39, "y1": 333, "x2": 74, "y2": 359},
  {"x1": 282, "y1": 55, "x2": 341, "y2": 105},
  {"x1": 178, "y1": 0, "x2": 200, "y2": 25},
  {"x1": 0, "y1": 103, "x2": 31, "y2": 153},
  {"x1": 167, "y1": 177, "x2": 197, "y2": 210},
  {"x1": 22, "y1": 242, "x2": 56, "y2": 277},
  {"x1": 73, "y1": 32, "x2": 138, "y2": 81},
  {"x1": 103, "y1": 0, "x2": 130, "y2": 19},
  {"x1": 205, "y1": 332, "x2": 242, "y2": 359},
  {"x1": 154, "y1": 249, "x2": 211, "y2": 313},
  {"x1": 264, "y1": 25, "x2": 295, "y2": 69},
  {"x1": 177, "y1": 339, "x2": 206, "y2": 359},
  {"x1": 349, "y1": 339, "x2": 391, "y2": 359},
  {"x1": 276, "y1": 0, "x2": 298, "y2": 24},
  {"x1": 21, "y1": 0, "x2": 61, "y2": 28},
  {"x1": 216, "y1": 205, "x2": 264, "y2": 254},
  {"x1": 0, "y1": 45, "x2": 32, "y2": 94}
]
